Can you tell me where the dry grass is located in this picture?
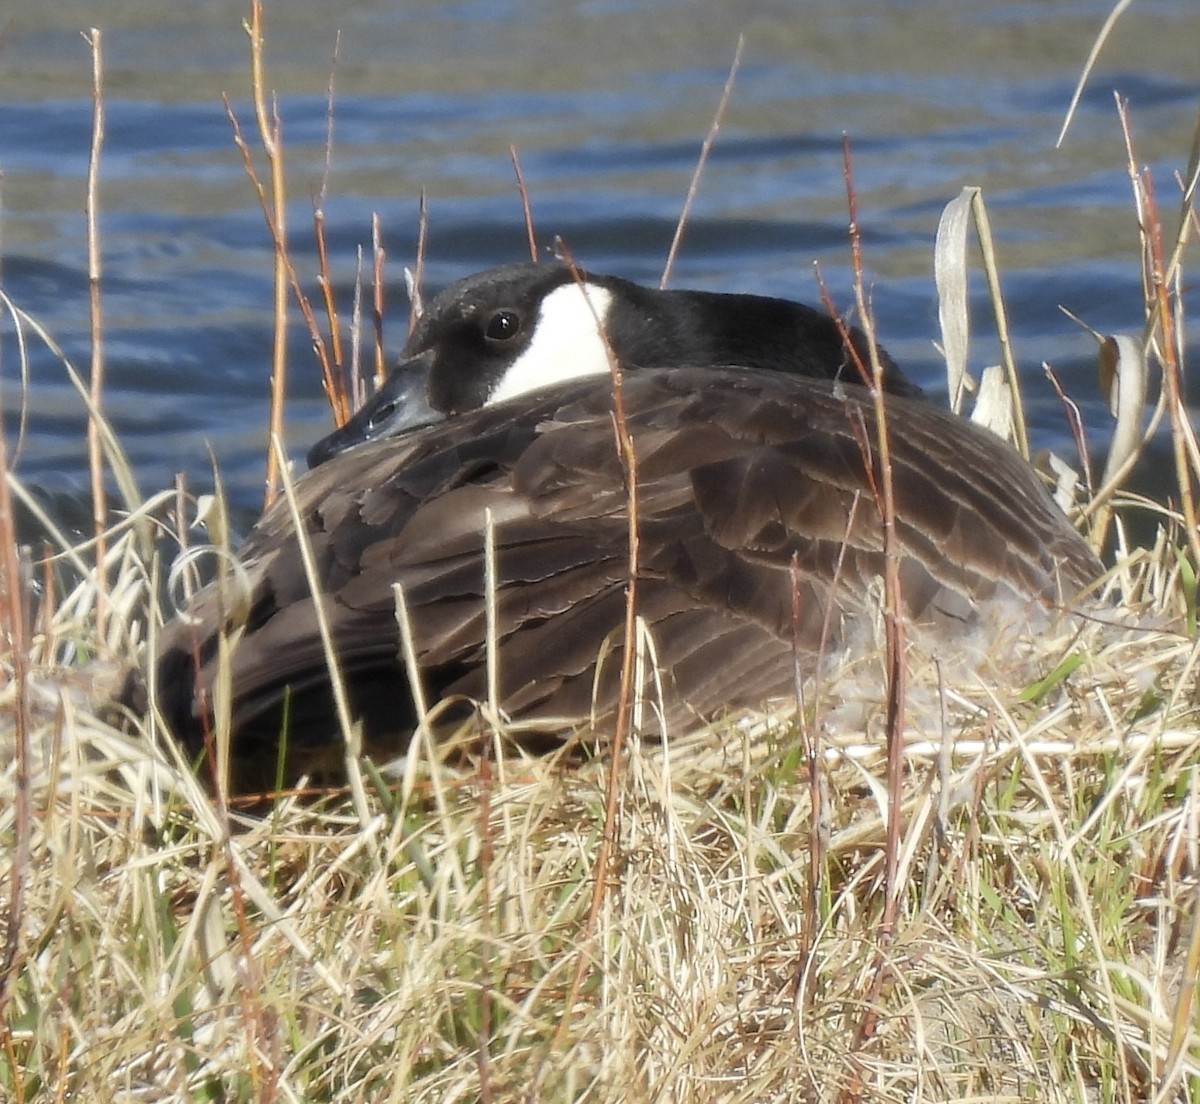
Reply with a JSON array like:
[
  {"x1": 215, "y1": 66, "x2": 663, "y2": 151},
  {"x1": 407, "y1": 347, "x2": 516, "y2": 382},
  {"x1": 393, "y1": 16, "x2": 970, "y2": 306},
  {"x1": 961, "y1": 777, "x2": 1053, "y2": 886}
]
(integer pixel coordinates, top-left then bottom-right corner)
[
  {"x1": 3, "y1": 6, "x2": 1200, "y2": 1102},
  {"x1": 0, "y1": 574, "x2": 1197, "y2": 1102}
]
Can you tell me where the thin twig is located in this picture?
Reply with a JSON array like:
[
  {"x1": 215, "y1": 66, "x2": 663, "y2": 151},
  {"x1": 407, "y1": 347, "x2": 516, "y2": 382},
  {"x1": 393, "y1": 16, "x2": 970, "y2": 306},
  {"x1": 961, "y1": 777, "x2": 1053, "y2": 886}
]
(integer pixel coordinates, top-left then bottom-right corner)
[
  {"x1": 84, "y1": 28, "x2": 107, "y2": 640},
  {"x1": 0, "y1": 282, "x2": 30, "y2": 1049},
  {"x1": 312, "y1": 34, "x2": 348, "y2": 426},
  {"x1": 1056, "y1": 0, "x2": 1136, "y2": 148},
  {"x1": 835, "y1": 136, "x2": 908, "y2": 1095},
  {"x1": 350, "y1": 246, "x2": 365, "y2": 411},
  {"x1": 510, "y1": 145, "x2": 538, "y2": 262},
  {"x1": 477, "y1": 514, "x2": 498, "y2": 1104},
  {"x1": 213, "y1": 762, "x2": 281, "y2": 1103},
  {"x1": 1115, "y1": 91, "x2": 1200, "y2": 569},
  {"x1": 223, "y1": 92, "x2": 338, "y2": 445},
  {"x1": 245, "y1": 0, "x2": 290, "y2": 510},
  {"x1": 1160, "y1": 881, "x2": 1200, "y2": 1094},
  {"x1": 661, "y1": 35, "x2": 743, "y2": 289},
  {"x1": 969, "y1": 190, "x2": 1028, "y2": 458},
  {"x1": 1139, "y1": 165, "x2": 1200, "y2": 569},
  {"x1": 1074, "y1": 95, "x2": 1171, "y2": 535},
  {"x1": 1043, "y1": 362, "x2": 1093, "y2": 497},
  {"x1": 318, "y1": 32, "x2": 339, "y2": 211},
  {"x1": 409, "y1": 191, "x2": 428, "y2": 338},
  {"x1": 312, "y1": 207, "x2": 348, "y2": 425},
  {"x1": 36, "y1": 542, "x2": 55, "y2": 668},
  {"x1": 373, "y1": 212, "x2": 388, "y2": 388},
  {"x1": 173, "y1": 472, "x2": 195, "y2": 603},
  {"x1": 273, "y1": 435, "x2": 377, "y2": 841},
  {"x1": 554, "y1": 238, "x2": 640, "y2": 1049},
  {"x1": 790, "y1": 555, "x2": 828, "y2": 981}
]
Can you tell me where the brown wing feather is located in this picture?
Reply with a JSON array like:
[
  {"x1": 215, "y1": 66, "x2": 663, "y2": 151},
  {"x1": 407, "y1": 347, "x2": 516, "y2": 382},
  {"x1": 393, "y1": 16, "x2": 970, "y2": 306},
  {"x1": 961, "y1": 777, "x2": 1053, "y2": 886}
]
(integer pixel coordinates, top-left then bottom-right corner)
[{"x1": 148, "y1": 368, "x2": 1102, "y2": 786}]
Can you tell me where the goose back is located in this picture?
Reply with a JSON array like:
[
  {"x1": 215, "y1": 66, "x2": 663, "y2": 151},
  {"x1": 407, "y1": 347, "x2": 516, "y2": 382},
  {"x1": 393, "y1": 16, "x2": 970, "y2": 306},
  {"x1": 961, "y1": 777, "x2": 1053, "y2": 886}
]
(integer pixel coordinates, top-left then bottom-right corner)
[{"x1": 150, "y1": 367, "x2": 1100, "y2": 789}]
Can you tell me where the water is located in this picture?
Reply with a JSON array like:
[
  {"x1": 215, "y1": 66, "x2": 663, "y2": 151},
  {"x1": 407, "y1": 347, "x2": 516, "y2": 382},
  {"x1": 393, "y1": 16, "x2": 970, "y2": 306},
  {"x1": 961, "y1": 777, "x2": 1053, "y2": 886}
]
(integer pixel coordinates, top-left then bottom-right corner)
[{"x1": 2, "y1": 0, "x2": 1198, "y2": 534}]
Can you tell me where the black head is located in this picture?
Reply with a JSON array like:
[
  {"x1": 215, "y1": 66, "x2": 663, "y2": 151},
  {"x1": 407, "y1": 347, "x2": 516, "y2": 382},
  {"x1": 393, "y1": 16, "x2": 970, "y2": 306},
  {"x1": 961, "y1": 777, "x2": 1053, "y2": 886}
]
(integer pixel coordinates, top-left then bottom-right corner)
[
  {"x1": 307, "y1": 261, "x2": 923, "y2": 466},
  {"x1": 406, "y1": 262, "x2": 619, "y2": 414},
  {"x1": 308, "y1": 263, "x2": 619, "y2": 467}
]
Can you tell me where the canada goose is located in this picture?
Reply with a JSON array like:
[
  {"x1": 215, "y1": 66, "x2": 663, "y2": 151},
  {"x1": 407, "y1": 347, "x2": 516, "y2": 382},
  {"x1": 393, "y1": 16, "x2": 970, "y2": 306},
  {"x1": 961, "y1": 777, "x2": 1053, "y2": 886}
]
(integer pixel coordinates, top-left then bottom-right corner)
[
  {"x1": 307, "y1": 262, "x2": 923, "y2": 466},
  {"x1": 142, "y1": 265, "x2": 1101, "y2": 790}
]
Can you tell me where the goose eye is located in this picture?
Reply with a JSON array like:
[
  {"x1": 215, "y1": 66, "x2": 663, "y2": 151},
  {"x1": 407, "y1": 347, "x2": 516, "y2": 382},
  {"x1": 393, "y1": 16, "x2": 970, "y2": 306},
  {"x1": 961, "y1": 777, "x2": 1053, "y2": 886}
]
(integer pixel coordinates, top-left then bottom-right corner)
[{"x1": 484, "y1": 309, "x2": 521, "y2": 343}]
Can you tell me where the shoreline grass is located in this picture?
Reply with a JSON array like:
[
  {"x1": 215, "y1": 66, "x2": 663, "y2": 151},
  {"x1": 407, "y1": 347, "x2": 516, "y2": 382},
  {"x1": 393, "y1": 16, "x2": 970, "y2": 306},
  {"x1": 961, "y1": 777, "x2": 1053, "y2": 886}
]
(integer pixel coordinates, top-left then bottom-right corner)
[
  {"x1": 0, "y1": 600, "x2": 1196, "y2": 1100},
  {"x1": 2, "y1": 4, "x2": 1200, "y2": 1101}
]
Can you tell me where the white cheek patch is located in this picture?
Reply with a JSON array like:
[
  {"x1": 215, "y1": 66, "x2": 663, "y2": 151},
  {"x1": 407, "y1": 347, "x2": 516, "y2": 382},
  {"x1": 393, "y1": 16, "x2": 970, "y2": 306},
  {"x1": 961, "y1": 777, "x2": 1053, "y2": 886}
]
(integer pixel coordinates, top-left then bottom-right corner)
[{"x1": 487, "y1": 281, "x2": 615, "y2": 405}]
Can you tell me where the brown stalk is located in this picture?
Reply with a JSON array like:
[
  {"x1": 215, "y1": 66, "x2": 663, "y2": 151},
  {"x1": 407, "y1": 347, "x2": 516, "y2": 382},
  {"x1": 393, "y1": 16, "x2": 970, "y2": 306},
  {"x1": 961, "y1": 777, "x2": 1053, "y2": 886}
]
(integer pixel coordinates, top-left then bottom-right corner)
[
  {"x1": 192, "y1": 502, "x2": 279, "y2": 1098},
  {"x1": 794, "y1": 480, "x2": 860, "y2": 962},
  {"x1": 968, "y1": 189, "x2": 1028, "y2": 459},
  {"x1": 349, "y1": 247, "x2": 365, "y2": 411},
  {"x1": 372, "y1": 213, "x2": 389, "y2": 388},
  {"x1": 1056, "y1": 0, "x2": 1135, "y2": 148},
  {"x1": 661, "y1": 35, "x2": 743, "y2": 289},
  {"x1": 1116, "y1": 93, "x2": 1200, "y2": 334},
  {"x1": 781, "y1": 281, "x2": 860, "y2": 968},
  {"x1": 84, "y1": 29, "x2": 107, "y2": 641},
  {"x1": 510, "y1": 145, "x2": 538, "y2": 262},
  {"x1": 791, "y1": 556, "x2": 827, "y2": 976},
  {"x1": 832, "y1": 137, "x2": 908, "y2": 1094},
  {"x1": 312, "y1": 32, "x2": 349, "y2": 426},
  {"x1": 53, "y1": 975, "x2": 70, "y2": 1102},
  {"x1": 1082, "y1": 95, "x2": 1200, "y2": 551},
  {"x1": 244, "y1": 0, "x2": 289, "y2": 511},
  {"x1": 0, "y1": 309, "x2": 30, "y2": 1046},
  {"x1": 408, "y1": 193, "x2": 428, "y2": 338},
  {"x1": 474, "y1": 511, "x2": 502, "y2": 1102},
  {"x1": 273, "y1": 437, "x2": 375, "y2": 832},
  {"x1": 1043, "y1": 363, "x2": 1094, "y2": 498},
  {"x1": 312, "y1": 215, "x2": 348, "y2": 425},
  {"x1": 36, "y1": 543, "x2": 55, "y2": 667},
  {"x1": 842, "y1": 136, "x2": 907, "y2": 919},
  {"x1": 172, "y1": 473, "x2": 189, "y2": 560},
  {"x1": 1154, "y1": 104, "x2": 1200, "y2": 1093},
  {"x1": 1161, "y1": 883, "x2": 1200, "y2": 1093},
  {"x1": 476, "y1": 731, "x2": 494, "y2": 1104},
  {"x1": 1142, "y1": 170, "x2": 1200, "y2": 569},
  {"x1": 219, "y1": 818, "x2": 282, "y2": 1103},
  {"x1": 1073, "y1": 97, "x2": 1161, "y2": 546},
  {"x1": 553, "y1": 239, "x2": 640, "y2": 1049},
  {"x1": 222, "y1": 91, "x2": 337, "y2": 450}
]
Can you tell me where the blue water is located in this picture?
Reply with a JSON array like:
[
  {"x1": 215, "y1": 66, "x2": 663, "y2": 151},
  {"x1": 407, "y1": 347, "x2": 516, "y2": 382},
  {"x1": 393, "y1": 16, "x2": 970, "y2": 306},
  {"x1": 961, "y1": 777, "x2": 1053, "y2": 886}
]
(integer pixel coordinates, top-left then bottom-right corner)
[{"x1": 2, "y1": 1, "x2": 1198, "y2": 532}]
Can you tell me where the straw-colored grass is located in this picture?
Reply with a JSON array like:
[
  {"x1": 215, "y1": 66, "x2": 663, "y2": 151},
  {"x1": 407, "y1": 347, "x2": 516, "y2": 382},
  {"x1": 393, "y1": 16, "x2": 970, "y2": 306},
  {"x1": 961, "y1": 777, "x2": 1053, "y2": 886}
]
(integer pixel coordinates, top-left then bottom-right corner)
[
  {"x1": 0, "y1": 566, "x2": 1197, "y2": 1102},
  {"x1": 3, "y1": 5, "x2": 1200, "y2": 1102}
]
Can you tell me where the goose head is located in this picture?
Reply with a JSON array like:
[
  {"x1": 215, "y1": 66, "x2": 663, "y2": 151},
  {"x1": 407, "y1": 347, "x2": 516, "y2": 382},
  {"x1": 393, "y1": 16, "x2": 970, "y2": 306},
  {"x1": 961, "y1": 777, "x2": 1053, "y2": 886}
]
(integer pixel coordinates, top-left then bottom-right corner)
[{"x1": 307, "y1": 262, "x2": 922, "y2": 466}]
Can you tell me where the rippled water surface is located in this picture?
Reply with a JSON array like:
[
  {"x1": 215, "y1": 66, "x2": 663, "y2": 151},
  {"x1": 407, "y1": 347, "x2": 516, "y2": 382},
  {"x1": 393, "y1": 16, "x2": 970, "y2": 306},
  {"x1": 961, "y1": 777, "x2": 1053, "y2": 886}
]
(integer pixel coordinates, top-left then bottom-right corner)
[{"x1": 3, "y1": 1, "x2": 1199, "y2": 529}]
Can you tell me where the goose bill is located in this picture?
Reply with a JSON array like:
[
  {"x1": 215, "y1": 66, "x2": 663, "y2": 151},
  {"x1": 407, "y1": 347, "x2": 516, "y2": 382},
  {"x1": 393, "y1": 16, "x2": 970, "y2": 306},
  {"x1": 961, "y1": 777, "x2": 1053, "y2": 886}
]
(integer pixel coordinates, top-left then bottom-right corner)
[{"x1": 307, "y1": 350, "x2": 442, "y2": 467}]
